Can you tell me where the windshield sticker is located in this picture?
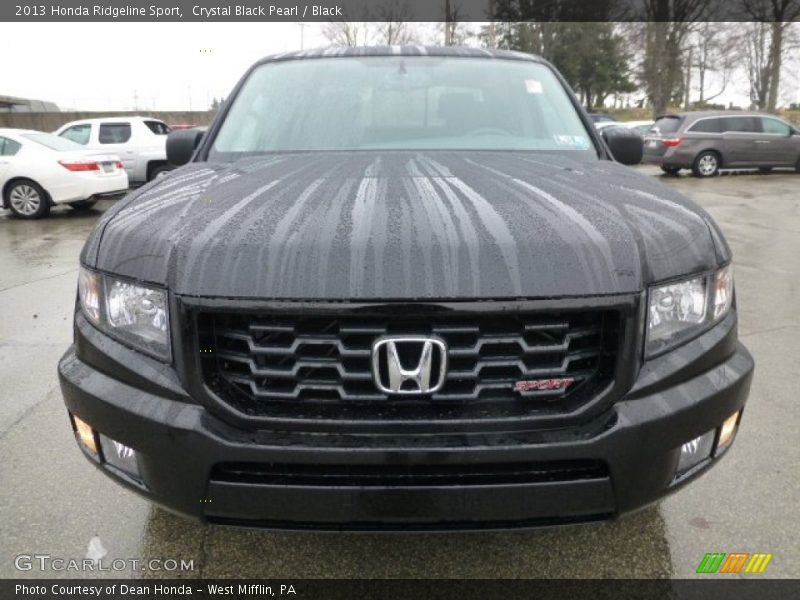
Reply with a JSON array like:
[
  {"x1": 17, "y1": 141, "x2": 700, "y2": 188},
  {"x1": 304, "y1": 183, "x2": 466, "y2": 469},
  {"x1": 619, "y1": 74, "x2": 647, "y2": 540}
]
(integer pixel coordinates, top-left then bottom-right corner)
[
  {"x1": 553, "y1": 135, "x2": 590, "y2": 148},
  {"x1": 525, "y1": 79, "x2": 543, "y2": 94}
]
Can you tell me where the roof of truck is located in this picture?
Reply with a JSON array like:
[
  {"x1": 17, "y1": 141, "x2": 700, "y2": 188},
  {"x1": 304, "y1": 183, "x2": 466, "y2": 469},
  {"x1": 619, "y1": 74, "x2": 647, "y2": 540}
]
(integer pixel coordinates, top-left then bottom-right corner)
[{"x1": 256, "y1": 45, "x2": 545, "y2": 66}]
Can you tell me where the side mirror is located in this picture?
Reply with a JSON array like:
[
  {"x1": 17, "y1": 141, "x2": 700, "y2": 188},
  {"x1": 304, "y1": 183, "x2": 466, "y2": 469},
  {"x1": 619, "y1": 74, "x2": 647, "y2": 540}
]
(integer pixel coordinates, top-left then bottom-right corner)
[
  {"x1": 601, "y1": 126, "x2": 644, "y2": 166},
  {"x1": 166, "y1": 128, "x2": 205, "y2": 166}
]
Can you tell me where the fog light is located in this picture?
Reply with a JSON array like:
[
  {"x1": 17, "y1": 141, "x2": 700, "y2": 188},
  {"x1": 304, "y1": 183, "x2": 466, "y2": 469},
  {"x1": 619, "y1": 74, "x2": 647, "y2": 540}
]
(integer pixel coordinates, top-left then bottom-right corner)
[
  {"x1": 717, "y1": 410, "x2": 741, "y2": 452},
  {"x1": 677, "y1": 430, "x2": 715, "y2": 476},
  {"x1": 99, "y1": 434, "x2": 140, "y2": 478},
  {"x1": 71, "y1": 415, "x2": 98, "y2": 455}
]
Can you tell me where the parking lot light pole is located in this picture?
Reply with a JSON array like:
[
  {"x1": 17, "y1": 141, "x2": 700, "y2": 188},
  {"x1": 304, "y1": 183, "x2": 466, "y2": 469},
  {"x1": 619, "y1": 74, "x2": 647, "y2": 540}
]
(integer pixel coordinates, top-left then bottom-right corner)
[{"x1": 297, "y1": 23, "x2": 308, "y2": 50}]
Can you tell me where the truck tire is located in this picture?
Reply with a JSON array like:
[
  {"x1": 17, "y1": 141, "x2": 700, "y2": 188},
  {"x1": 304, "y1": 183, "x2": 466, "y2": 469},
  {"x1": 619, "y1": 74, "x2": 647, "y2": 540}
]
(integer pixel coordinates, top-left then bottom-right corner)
[{"x1": 148, "y1": 165, "x2": 174, "y2": 181}]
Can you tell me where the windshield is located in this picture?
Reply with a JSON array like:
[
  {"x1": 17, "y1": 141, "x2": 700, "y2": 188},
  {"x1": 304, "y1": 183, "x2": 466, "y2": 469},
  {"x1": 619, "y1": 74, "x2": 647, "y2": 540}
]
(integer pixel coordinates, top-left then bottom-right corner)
[
  {"x1": 22, "y1": 132, "x2": 84, "y2": 151},
  {"x1": 210, "y1": 56, "x2": 595, "y2": 157}
]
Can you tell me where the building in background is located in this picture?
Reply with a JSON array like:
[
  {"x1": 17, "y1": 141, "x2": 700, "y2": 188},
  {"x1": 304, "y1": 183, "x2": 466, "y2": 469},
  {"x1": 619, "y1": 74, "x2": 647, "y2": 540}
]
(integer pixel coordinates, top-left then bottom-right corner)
[{"x1": 0, "y1": 94, "x2": 60, "y2": 112}]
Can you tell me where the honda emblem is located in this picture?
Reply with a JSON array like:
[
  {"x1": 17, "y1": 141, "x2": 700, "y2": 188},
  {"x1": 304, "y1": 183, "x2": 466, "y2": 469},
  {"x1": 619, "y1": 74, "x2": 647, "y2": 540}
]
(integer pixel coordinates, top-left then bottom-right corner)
[{"x1": 371, "y1": 336, "x2": 448, "y2": 395}]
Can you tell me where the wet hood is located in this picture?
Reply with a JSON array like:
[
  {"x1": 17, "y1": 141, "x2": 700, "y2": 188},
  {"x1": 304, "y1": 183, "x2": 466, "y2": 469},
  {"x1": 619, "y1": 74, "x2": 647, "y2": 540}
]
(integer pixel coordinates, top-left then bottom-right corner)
[{"x1": 86, "y1": 152, "x2": 728, "y2": 299}]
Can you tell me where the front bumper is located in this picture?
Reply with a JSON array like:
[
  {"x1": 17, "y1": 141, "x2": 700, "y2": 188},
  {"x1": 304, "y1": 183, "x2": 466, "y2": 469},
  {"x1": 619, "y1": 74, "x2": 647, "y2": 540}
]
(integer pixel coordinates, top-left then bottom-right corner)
[{"x1": 58, "y1": 312, "x2": 753, "y2": 531}]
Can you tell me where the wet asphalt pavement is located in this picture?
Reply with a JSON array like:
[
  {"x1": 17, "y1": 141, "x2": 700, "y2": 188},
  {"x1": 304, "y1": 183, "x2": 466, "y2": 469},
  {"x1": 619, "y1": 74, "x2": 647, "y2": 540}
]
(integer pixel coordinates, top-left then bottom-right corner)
[{"x1": 0, "y1": 166, "x2": 798, "y2": 579}]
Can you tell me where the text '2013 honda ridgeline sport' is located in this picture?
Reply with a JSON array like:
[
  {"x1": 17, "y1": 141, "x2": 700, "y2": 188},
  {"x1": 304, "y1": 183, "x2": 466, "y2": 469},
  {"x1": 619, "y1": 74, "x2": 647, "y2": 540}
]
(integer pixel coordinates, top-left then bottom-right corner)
[{"x1": 59, "y1": 47, "x2": 753, "y2": 531}]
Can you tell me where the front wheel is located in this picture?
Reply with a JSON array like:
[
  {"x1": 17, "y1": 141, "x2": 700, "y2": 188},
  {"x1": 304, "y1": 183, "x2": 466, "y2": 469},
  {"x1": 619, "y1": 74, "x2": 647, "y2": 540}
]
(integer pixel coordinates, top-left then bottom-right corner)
[
  {"x1": 148, "y1": 165, "x2": 174, "y2": 181},
  {"x1": 692, "y1": 151, "x2": 720, "y2": 177},
  {"x1": 5, "y1": 180, "x2": 50, "y2": 219},
  {"x1": 68, "y1": 199, "x2": 98, "y2": 211}
]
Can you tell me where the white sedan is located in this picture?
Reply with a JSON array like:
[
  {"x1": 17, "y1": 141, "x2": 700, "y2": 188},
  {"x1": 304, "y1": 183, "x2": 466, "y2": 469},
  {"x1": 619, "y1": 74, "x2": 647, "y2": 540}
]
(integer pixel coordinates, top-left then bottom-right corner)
[{"x1": 0, "y1": 128, "x2": 128, "y2": 219}]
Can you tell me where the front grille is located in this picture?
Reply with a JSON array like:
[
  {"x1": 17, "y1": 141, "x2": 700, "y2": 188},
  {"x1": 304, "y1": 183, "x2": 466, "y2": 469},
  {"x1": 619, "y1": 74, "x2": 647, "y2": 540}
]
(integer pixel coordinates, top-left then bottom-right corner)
[
  {"x1": 197, "y1": 307, "x2": 620, "y2": 426},
  {"x1": 211, "y1": 459, "x2": 609, "y2": 487}
]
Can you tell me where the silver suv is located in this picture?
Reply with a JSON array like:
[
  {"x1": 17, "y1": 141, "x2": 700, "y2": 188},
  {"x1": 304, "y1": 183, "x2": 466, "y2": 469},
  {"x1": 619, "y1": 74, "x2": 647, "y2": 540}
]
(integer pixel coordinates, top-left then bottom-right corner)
[{"x1": 643, "y1": 111, "x2": 800, "y2": 177}]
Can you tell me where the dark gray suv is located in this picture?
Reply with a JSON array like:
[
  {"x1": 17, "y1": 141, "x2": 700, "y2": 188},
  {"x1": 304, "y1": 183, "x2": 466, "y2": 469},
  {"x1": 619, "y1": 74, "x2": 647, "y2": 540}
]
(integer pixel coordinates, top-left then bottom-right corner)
[{"x1": 643, "y1": 111, "x2": 800, "y2": 177}]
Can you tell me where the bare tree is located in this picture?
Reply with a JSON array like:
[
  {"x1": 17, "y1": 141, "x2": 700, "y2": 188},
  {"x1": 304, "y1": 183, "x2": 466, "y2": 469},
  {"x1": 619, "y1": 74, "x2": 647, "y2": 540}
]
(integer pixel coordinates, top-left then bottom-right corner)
[
  {"x1": 625, "y1": 0, "x2": 708, "y2": 117},
  {"x1": 689, "y1": 22, "x2": 744, "y2": 106},
  {"x1": 742, "y1": 0, "x2": 800, "y2": 111},
  {"x1": 374, "y1": 2, "x2": 418, "y2": 45},
  {"x1": 321, "y1": 22, "x2": 372, "y2": 47},
  {"x1": 745, "y1": 22, "x2": 773, "y2": 109},
  {"x1": 486, "y1": 0, "x2": 498, "y2": 48},
  {"x1": 778, "y1": 23, "x2": 800, "y2": 106},
  {"x1": 442, "y1": 0, "x2": 470, "y2": 46}
]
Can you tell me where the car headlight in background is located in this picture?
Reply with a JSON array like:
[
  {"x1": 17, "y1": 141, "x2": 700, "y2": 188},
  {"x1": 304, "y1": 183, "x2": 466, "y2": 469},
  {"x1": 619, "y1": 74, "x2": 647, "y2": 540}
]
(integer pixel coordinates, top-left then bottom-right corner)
[
  {"x1": 646, "y1": 265, "x2": 733, "y2": 357},
  {"x1": 78, "y1": 266, "x2": 170, "y2": 360}
]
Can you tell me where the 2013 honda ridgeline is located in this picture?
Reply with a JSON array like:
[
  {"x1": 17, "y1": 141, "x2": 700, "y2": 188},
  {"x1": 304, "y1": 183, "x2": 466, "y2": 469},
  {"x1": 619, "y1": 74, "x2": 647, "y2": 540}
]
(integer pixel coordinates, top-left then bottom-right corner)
[{"x1": 59, "y1": 47, "x2": 753, "y2": 530}]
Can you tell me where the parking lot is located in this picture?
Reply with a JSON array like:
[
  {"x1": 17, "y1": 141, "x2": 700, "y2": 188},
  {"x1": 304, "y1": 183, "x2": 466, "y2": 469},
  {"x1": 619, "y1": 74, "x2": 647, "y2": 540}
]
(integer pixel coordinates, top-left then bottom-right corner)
[{"x1": 0, "y1": 166, "x2": 798, "y2": 579}]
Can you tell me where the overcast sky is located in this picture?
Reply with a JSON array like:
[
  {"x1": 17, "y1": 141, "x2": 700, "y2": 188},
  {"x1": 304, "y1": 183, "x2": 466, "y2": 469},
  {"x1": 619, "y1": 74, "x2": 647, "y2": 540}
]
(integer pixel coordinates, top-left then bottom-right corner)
[
  {"x1": 0, "y1": 23, "x2": 330, "y2": 111},
  {"x1": 1, "y1": 22, "x2": 784, "y2": 112}
]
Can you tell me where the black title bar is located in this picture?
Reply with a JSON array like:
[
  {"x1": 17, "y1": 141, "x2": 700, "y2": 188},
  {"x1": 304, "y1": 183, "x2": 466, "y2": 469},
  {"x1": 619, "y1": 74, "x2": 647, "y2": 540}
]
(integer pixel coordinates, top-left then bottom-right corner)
[
  {"x1": 4, "y1": 579, "x2": 800, "y2": 600},
  {"x1": 3, "y1": 0, "x2": 800, "y2": 22}
]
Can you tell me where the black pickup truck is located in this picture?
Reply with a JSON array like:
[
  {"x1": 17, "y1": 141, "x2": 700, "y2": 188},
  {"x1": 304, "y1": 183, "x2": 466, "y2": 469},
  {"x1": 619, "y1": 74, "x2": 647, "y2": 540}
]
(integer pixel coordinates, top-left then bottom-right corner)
[{"x1": 59, "y1": 47, "x2": 753, "y2": 531}]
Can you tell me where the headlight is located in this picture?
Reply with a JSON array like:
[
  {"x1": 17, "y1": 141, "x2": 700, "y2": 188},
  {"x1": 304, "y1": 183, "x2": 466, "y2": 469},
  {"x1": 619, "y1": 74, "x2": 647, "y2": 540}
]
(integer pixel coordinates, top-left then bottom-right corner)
[
  {"x1": 78, "y1": 266, "x2": 170, "y2": 360},
  {"x1": 646, "y1": 265, "x2": 733, "y2": 357},
  {"x1": 712, "y1": 265, "x2": 734, "y2": 319}
]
